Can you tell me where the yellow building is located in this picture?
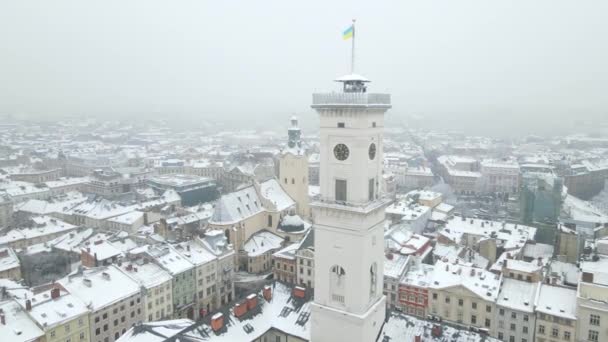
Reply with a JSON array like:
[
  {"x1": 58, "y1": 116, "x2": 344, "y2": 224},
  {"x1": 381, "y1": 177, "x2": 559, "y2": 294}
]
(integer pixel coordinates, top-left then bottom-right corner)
[
  {"x1": 207, "y1": 179, "x2": 295, "y2": 252},
  {"x1": 24, "y1": 288, "x2": 90, "y2": 342},
  {"x1": 279, "y1": 116, "x2": 310, "y2": 219}
]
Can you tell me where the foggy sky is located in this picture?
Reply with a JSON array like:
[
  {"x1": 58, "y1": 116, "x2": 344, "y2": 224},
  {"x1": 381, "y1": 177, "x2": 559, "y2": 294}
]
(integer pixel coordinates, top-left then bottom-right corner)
[{"x1": 1, "y1": 1, "x2": 607, "y2": 135}]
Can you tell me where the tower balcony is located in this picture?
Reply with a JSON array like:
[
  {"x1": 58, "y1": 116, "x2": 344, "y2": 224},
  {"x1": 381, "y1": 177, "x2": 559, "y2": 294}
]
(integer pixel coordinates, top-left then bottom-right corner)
[{"x1": 311, "y1": 93, "x2": 391, "y2": 109}]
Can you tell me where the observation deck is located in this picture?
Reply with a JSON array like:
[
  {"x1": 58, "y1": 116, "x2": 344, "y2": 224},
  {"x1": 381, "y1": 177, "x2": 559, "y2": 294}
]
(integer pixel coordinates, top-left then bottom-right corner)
[{"x1": 311, "y1": 92, "x2": 391, "y2": 109}]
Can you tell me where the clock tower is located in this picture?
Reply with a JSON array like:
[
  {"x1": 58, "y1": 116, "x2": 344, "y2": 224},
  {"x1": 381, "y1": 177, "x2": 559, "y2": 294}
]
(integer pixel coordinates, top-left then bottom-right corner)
[{"x1": 309, "y1": 73, "x2": 392, "y2": 342}]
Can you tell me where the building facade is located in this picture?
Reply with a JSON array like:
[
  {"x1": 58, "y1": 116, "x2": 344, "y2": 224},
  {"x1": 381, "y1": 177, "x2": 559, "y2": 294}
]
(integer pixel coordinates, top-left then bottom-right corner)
[{"x1": 309, "y1": 74, "x2": 390, "y2": 342}]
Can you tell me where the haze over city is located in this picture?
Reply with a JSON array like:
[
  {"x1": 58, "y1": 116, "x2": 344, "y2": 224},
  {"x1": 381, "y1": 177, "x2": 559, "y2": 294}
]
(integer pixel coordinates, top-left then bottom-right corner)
[
  {"x1": 2, "y1": 0, "x2": 608, "y2": 136},
  {"x1": 2, "y1": 2, "x2": 608, "y2": 342}
]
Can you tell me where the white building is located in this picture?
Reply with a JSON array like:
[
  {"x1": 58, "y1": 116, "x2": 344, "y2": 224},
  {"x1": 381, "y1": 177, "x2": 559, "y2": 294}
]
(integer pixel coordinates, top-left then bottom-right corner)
[
  {"x1": 534, "y1": 284, "x2": 577, "y2": 342},
  {"x1": 577, "y1": 258, "x2": 608, "y2": 342},
  {"x1": 495, "y1": 278, "x2": 539, "y2": 342},
  {"x1": 309, "y1": 73, "x2": 390, "y2": 342}
]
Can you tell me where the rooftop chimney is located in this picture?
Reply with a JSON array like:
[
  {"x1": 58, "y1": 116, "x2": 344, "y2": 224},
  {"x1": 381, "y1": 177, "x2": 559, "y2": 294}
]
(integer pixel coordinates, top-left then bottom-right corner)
[
  {"x1": 25, "y1": 299, "x2": 32, "y2": 311},
  {"x1": 211, "y1": 313, "x2": 224, "y2": 332},
  {"x1": 51, "y1": 288, "x2": 60, "y2": 300},
  {"x1": 582, "y1": 272, "x2": 594, "y2": 283},
  {"x1": 263, "y1": 285, "x2": 272, "y2": 302}
]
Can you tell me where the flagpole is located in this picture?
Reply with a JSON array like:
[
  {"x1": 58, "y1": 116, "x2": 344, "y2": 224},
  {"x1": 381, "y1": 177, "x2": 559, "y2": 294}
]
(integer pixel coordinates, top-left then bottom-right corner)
[{"x1": 351, "y1": 19, "x2": 356, "y2": 74}]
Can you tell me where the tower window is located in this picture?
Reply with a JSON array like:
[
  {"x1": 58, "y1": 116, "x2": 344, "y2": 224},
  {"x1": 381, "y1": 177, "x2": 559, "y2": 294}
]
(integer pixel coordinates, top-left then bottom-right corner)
[
  {"x1": 335, "y1": 179, "x2": 347, "y2": 202},
  {"x1": 268, "y1": 215, "x2": 273, "y2": 227},
  {"x1": 368, "y1": 178, "x2": 375, "y2": 201},
  {"x1": 337, "y1": 122, "x2": 345, "y2": 128},
  {"x1": 372, "y1": 122, "x2": 376, "y2": 127},
  {"x1": 370, "y1": 263, "x2": 377, "y2": 298},
  {"x1": 330, "y1": 265, "x2": 346, "y2": 305}
]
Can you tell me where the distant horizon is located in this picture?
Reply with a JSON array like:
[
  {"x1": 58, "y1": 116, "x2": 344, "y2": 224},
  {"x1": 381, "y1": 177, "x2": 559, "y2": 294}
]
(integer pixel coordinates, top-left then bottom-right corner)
[{"x1": 2, "y1": 0, "x2": 608, "y2": 137}]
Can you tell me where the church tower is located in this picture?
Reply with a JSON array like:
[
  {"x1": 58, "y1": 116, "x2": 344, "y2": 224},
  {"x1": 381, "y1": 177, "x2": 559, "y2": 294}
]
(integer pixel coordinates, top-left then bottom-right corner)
[
  {"x1": 279, "y1": 116, "x2": 310, "y2": 218},
  {"x1": 309, "y1": 72, "x2": 392, "y2": 342}
]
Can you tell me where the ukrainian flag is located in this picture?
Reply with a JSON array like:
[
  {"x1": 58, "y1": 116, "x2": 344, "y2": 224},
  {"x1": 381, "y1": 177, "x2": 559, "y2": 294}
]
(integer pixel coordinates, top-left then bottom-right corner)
[{"x1": 342, "y1": 25, "x2": 354, "y2": 40}]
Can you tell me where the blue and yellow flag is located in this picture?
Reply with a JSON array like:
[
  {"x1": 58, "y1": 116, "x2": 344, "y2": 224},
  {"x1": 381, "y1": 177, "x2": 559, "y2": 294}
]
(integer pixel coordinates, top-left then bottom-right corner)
[{"x1": 342, "y1": 25, "x2": 354, "y2": 40}]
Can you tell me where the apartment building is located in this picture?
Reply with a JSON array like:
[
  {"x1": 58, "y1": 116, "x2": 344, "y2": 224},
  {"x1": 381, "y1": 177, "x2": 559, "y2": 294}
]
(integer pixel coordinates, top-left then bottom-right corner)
[
  {"x1": 174, "y1": 238, "x2": 219, "y2": 319},
  {"x1": 23, "y1": 288, "x2": 90, "y2": 342},
  {"x1": 118, "y1": 261, "x2": 173, "y2": 322},
  {"x1": 59, "y1": 266, "x2": 144, "y2": 342},
  {"x1": 534, "y1": 284, "x2": 577, "y2": 342},
  {"x1": 243, "y1": 230, "x2": 284, "y2": 273},
  {"x1": 198, "y1": 230, "x2": 235, "y2": 308},
  {"x1": 145, "y1": 244, "x2": 196, "y2": 319},
  {"x1": 576, "y1": 260, "x2": 608, "y2": 342},
  {"x1": 398, "y1": 261, "x2": 434, "y2": 318},
  {"x1": 428, "y1": 261, "x2": 501, "y2": 335},
  {"x1": 495, "y1": 279, "x2": 539, "y2": 342}
]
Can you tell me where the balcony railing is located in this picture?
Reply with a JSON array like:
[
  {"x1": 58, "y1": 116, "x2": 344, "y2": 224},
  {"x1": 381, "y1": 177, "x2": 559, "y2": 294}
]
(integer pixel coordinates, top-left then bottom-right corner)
[{"x1": 312, "y1": 93, "x2": 391, "y2": 108}]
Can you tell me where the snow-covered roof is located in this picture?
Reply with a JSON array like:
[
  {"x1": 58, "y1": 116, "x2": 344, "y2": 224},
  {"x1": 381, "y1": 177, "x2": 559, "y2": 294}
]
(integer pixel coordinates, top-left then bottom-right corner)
[
  {"x1": 384, "y1": 226, "x2": 430, "y2": 256},
  {"x1": 174, "y1": 240, "x2": 217, "y2": 266},
  {"x1": 22, "y1": 291, "x2": 89, "y2": 329},
  {"x1": 0, "y1": 247, "x2": 20, "y2": 272},
  {"x1": 15, "y1": 191, "x2": 87, "y2": 215},
  {"x1": 496, "y1": 278, "x2": 539, "y2": 313},
  {"x1": 430, "y1": 260, "x2": 502, "y2": 301},
  {"x1": 400, "y1": 262, "x2": 434, "y2": 288},
  {"x1": 107, "y1": 210, "x2": 144, "y2": 225},
  {"x1": 116, "y1": 319, "x2": 194, "y2": 342},
  {"x1": 118, "y1": 261, "x2": 172, "y2": 290},
  {"x1": 379, "y1": 311, "x2": 501, "y2": 342},
  {"x1": 259, "y1": 179, "x2": 295, "y2": 211},
  {"x1": 534, "y1": 284, "x2": 577, "y2": 320},
  {"x1": 0, "y1": 300, "x2": 44, "y2": 342},
  {"x1": 243, "y1": 230, "x2": 284, "y2": 257},
  {"x1": 58, "y1": 265, "x2": 141, "y2": 311},
  {"x1": 504, "y1": 259, "x2": 542, "y2": 274},
  {"x1": 210, "y1": 185, "x2": 262, "y2": 224},
  {"x1": 0, "y1": 216, "x2": 78, "y2": 246},
  {"x1": 334, "y1": 73, "x2": 370, "y2": 82},
  {"x1": 385, "y1": 201, "x2": 431, "y2": 220},
  {"x1": 384, "y1": 254, "x2": 409, "y2": 279},
  {"x1": 182, "y1": 282, "x2": 310, "y2": 341},
  {"x1": 580, "y1": 256, "x2": 608, "y2": 286},
  {"x1": 441, "y1": 217, "x2": 535, "y2": 249},
  {"x1": 146, "y1": 244, "x2": 194, "y2": 276}
]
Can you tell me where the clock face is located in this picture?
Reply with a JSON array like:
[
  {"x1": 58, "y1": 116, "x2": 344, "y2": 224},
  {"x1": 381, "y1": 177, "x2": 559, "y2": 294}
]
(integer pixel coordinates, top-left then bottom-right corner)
[
  {"x1": 368, "y1": 143, "x2": 377, "y2": 160},
  {"x1": 333, "y1": 143, "x2": 350, "y2": 161}
]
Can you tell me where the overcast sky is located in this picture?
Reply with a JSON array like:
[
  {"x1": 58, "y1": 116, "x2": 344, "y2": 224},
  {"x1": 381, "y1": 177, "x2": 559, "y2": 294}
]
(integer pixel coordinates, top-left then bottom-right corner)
[{"x1": 1, "y1": 1, "x2": 607, "y2": 135}]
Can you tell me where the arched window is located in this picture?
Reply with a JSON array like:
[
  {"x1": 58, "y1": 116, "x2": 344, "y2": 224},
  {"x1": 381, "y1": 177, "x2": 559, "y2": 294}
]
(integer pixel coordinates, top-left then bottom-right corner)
[
  {"x1": 330, "y1": 265, "x2": 346, "y2": 305},
  {"x1": 370, "y1": 263, "x2": 377, "y2": 298},
  {"x1": 291, "y1": 178, "x2": 295, "y2": 184},
  {"x1": 284, "y1": 178, "x2": 288, "y2": 184}
]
